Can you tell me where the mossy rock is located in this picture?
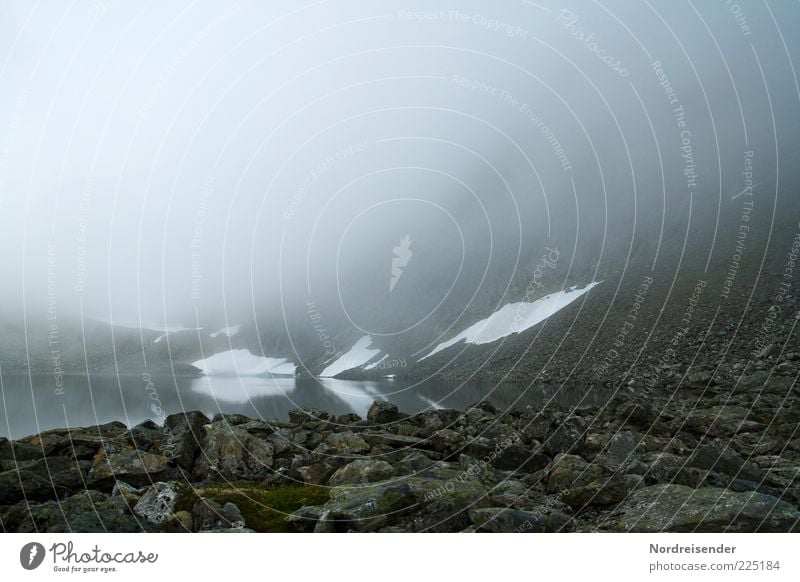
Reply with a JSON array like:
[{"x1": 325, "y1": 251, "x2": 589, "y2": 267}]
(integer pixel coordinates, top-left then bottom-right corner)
[{"x1": 199, "y1": 482, "x2": 329, "y2": 532}]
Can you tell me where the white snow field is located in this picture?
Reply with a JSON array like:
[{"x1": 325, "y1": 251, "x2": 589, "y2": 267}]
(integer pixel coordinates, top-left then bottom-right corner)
[
  {"x1": 319, "y1": 335, "x2": 381, "y2": 377},
  {"x1": 421, "y1": 282, "x2": 601, "y2": 360},
  {"x1": 192, "y1": 349, "x2": 296, "y2": 376},
  {"x1": 209, "y1": 324, "x2": 242, "y2": 338}
]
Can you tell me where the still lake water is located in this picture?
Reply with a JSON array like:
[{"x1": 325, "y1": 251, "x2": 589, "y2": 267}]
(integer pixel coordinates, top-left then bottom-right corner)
[{"x1": 0, "y1": 373, "x2": 610, "y2": 439}]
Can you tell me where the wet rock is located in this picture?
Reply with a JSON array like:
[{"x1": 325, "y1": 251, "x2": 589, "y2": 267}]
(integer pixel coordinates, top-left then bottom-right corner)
[
  {"x1": 298, "y1": 462, "x2": 337, "y2": 485},
  {"x1": 194, "y1": 422, "x2": 274, "y2": 481},
  {"x1": 311, "y1": 481, "x2": 415, "y2": 532},
  {"x1": 328, "y1": 459, "x2": 397, "y2": 486},
  {"x1": 469, "y1": 507, "x2": 572, "y2": 533},
  {"x1": 2, "y1": 490, "x2": 141, "y2": 533},
  {"x1": 192, "y1": 498, "x2": 245, "y2": 531},
  {"x1": 560, "y1": 474, "x2": 643, "y2": 509},
  {"x1": 367, "y1": 400, "x2": 400, "y2": 424},
  {"x1": 336, "y1": 413, "x2": 362, "y2": 425},
  {"x1": 602, "y1": 431, "x2": 640, "y2": 469},
  {"x1": 429, "y1": 429, "x2": 464, "y2": 454},
  {"x1": 491, "y1": 443, "x2": 550, "y2": 473},
  {"x1": 604, "y1": 484, "x2": 800, "y2": 532},
  {"x1": 315, "y1": 431, "x2": 370, "y2": 457},
  {"x1": 133, "y1": 481, "x2": 194, "y2": 524},
  {"x1": 288, "y1": 408, "x2": 333, "y2": 425},
  {"x1": 543, "y1": 415, "x2": 587, "y2": 456},
  {"x1": 163, "y1": 410, "x2": 210, "y2": 470},
  {"x1": 394, "y1": 451, "x2": 434, "y2": 474},
  {"x1": 546, "y1": 453, "x2": 608, "y2": 493},
  {"x1": 360, "y1": 432, "x2": 424, "y2": 449},
  {"x1": 687, "y1": 441, "x2": 764, "y2": 482},
  {"x1": 88, "y1": 449, "x2": 171, "y2": 488}
]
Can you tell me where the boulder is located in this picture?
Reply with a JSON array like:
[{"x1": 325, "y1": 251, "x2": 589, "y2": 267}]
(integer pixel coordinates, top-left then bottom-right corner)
[
  {"x1": 311, "y1": 481, "x2": 416, "y2": 532},
  {"x1": 163, "y1": 411, "x2": 210, "y2": 470},
  {"x1": 2, "y1": 490, "x2": 141, "y2": 533},
  {"x1": 546, "y1": 453, "x2": 608, "y2": 493},
  {"x1": 133, "y1": 481, "x2": 195, "y2": 525},
  {"x1": 469, "y1": 507, "x2": 572, "y2": 532},
  {"x1": 560, "y1": 474, "x2": 643, "y2": 509},
  {"x1": 329, "y1": 459, "x2": 397, "y2": 486},
  {"x1": 686, "y1": 441, "x2": 764, "y2": 482},
  {"x1": 88, "y1": 449, "x2": 171, "y2": 488},
  {"x1": 192, "y1": 498, "x2": 245, "y2": 531},
  {"x1": 604, "y1": 484, "x2": 800, "y2": 532},
  {"x1": 315, "y1": 431, "x2": 370, "y2": 457},
  {"x1": 367, "y1": 400, "x2": 400, "y2": 424},
  {"x1": 194, "y1": 422, "x2": 274, "y2": 481}
]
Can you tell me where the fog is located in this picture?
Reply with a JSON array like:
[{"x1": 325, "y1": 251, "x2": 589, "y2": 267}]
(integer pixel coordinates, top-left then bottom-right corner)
[{"x1": 1, "y1": 0, "x2": 798, "y2": 343}]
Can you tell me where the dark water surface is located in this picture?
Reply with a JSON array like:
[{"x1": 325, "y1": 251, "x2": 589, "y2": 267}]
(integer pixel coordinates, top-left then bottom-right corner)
[{"x1": 0, "y1": 373, "x2": 611, "y2": 439}]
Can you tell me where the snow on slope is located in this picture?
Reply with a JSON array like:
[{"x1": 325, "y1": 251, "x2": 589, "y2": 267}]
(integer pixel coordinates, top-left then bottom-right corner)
[
  {"x1": 192, "y1": 349, "x2": 296, "y2": 376},
  {"x1": 364, "y1": 355, "x2": 387, "y2": 370},
  {"x1": 210, "y1": 324, "x2": 242, "y2": 338},
  {"x1": 421, "y1": 282, "x2": 601, "y2": 360},
  {"x1": 320, "y1": 335, "x2": 380, "y2": 377}
]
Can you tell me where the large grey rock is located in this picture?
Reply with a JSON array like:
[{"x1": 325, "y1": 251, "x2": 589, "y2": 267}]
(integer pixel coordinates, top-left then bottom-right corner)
[
  {"x1": 311, "y1": 481, "x2": 416, "y2": 532},
  {"x1": 163, "y1": 411, "x2": 209, "y2": 470},
  {"x1": 546, "y1": 453, "x2": 608, "y2": 493},
  {"x1": 328, "y1": 459, "x2": 397, "y2": 486},
  {"x1": 2, "y1": 490, "x2": 141, "y2": 533},
  {"x1": 194, "y1": 422, "x2": 274, "y2": 481},
  {"x1": 367, "y1": 400, "x2": 400, "y2": 424},
  {"x1": 192, "y1": 498, "x2": 245, "y2": 531},
  {"x1": 604, "y1": 484, "x2": 800, "y2": 532},
  {"x1": 469, "y1": 507, "x2": 572, "y2": 532},
  {"x1": 133, "y1": 481, "x2": 193, "y2": 525},
  {"x1": 88, "y1": 449, "x2": 171, "y2": 488},
  {"x1": 687, "y1": 441, "x2": 764, "y2": 482}
]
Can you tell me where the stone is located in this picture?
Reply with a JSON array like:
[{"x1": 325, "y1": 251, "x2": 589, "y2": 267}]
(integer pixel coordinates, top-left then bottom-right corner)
[
  {"x1": 491, "y1": 443, "x2": 550, "y2": 473},
  {"x1": 2, "y1": 490, "x2": 141, "y2": 533},
  {"x1": 469, "y1": 507, "x2": 572, "y2": 533},
  {"x1": 394, "y1": 451, "x2": 434, "y2": 474},
  {"x1": 328, "y1": 459, "x2": 397, "y2": 486},
  {"x1": 604, "y1": 484, "x2": 800, "y2": 532},
  {"x1": 133, "y1": 481, "x2": 194, "y2": 524},
  {"x1": 687, "y1": 441, "x2": 764, "y2": 482},
  {"x1": 312, "y1": 481, "x2": 416, "y2": 532},
  {"x1": 546, "y1": 453, "x2": 608, "y2": 493},
  {"x1": 367, "y1": 400, "x2": 400, "y2": 424},
  {"x1": 429, "y1": 429, "x2": 464, "y2": 454},
  {"x1": 288, "y1": 408, "x2": 333, "y2": 425},
  {"x1": 88, "y1": 449, "x2": 170, "y2": 488},
  {"x1": 560, "y1": 474, "x2": 643, "y2": 509},
  {"x1": 163, "y1": 411, "x2": 210, "y2": 470},
  {"x1": 192, "y1": 498, "x2": 245, "y2": 531},
  {"x1": 543, "y1": 415, "x2": 587, "y2": 456},
  {"x1": 315, "y1": 431, "x2": 370, "y2": 456},
  {"x1": 193, "y1": 422, "x2": 274, "y2": 481}
]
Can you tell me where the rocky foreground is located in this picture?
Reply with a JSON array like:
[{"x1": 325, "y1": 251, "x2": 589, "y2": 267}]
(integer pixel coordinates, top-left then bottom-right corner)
[{"x1": 2, "y1": 368, "x2": 800, "y2": 533}]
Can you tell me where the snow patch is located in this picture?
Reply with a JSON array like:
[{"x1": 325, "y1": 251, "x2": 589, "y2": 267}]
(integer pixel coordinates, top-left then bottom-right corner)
[
  {"x1": 364, "y1": 355, "x2": 387, "y2": 370},
  {"x1": 422, "y1": 281, "x2": 601, "y2": 360},
  {"x1": 210, "y1": 324, "x2": 242, "y2": 338},
  {"x1": 192, "y1": 349, "x2": 296, "y2": 376},
  {"x1": 320, "y1": 335, "x2": 380, "y2": 378}
]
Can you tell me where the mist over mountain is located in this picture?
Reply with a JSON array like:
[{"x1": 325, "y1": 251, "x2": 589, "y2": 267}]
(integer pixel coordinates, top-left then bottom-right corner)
[{"x1": 0, "y1": 0, "x2": 798, "y2": 382}]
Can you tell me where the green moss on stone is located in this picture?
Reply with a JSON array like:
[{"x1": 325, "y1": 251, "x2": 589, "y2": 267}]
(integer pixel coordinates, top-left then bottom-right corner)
[{"x1": 199, "y1": 482, "x2": 329, "y2": 532}]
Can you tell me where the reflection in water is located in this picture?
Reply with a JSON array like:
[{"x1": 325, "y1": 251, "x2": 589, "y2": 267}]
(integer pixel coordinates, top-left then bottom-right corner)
[{"x1": 0, "y1": 372, "x2": 612, "y2": 439}]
